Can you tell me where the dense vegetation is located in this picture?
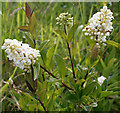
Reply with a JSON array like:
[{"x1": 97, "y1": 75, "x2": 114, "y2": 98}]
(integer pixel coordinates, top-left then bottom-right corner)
[{"x1": 1, "y1": 2, "x2": 120, "y2": 112}]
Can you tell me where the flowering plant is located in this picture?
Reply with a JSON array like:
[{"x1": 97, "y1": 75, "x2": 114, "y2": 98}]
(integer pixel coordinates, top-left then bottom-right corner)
[
  {"x1": 2, "y1": 39, "x2": 40, "y2": 70},
  {"x1": 56, "y1": 12, "x2": 73, "y2": 25},
  {"x1": 83, "y1": 6, "x2": 114, "y2": 47},
  {"x1": 1, "y1": 2, "x2": 120, "y2": 112}
]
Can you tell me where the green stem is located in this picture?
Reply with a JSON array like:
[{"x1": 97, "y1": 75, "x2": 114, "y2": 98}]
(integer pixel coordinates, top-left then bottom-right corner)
[{"x1": 0, "y1": 67, "x2": 17, "y2": 98}]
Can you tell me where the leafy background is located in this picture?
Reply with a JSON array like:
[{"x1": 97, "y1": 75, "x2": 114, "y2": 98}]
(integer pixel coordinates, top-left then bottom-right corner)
[{"x1": 1, "y1": 2, "x2": 120, "y2": 112}]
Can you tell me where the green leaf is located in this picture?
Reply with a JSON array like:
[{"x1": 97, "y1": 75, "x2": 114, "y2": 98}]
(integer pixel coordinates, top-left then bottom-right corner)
[
  {"x1": 96, "y1": 82, "x2": 102, "y2": 97},
  {"x1": 38, "y1": 40, "x2": 50, "y2": 52},
  {"x1": 107, "y1": 81, "x2": 120, "y2": 90},
  {"x1": 100, "y1": 91, "x2": 119, "y2": 98},
  {"x1": 106, "y1": 40, "x2": 120, "y2": 48},
  {"x1": 40, "y1": 48, "x2": 47, "y2": 65},
  {"x1": 103, "y1": 58, "x2": 117, "y2": 78},
  {"x1": 29, "y1": 11, "x2": 38, "y2": 36},
  {"x1": 45, "y1": 44, "x2": 56, "y2": 69},
  {"x1": 55, "y1": 30, "x2": 67, "y2": 40},
  {"x1": 83, "y1": 81, "x2": 97, "y2": 96},
  {"x1": 68, "y1": 23, "x2": 79, "y2": 43},
  {"x1": 37, "y1": 57, "x2": 44, "y2": 66},
  {"x1": 28, "y1": 103, "x2": 44, "y2": 111},
  {"x1": 91, "y1": 59, "x2": 99, "y2": 69},
  {"x1": 71, "y1": 79, "x2": 85, "y2": 92},
  {"x1": 36, "y1": 40, "x2": 41, "y2": 49},
  {"x1": 81, "y1": 95, "x2": 94, "y2": 105},
  {"x1": 47, "y1": 91, "x2": 54, "y2": 111},
  {"x1": 101, "y1": 79, "x2": 107, "y2": 91},
  {"x1": 55, "y1": 87, "x2": 64, "y2": 96},
  {"x1": 21, "y1": 92, "x2": 37, "y2": 102},
  {"x1": 64, "y1": 93, "x2": 79, "y2": 103},
  {"x1": 19, "y1": 97, "x2": 29, "y2": 111},
  {"x1": 46, "y1": 78, "x2": 61, "y2": 83},
  {"x1": 24, "y1": 33, "x2": 34, "y2": 48},
  {"x1": 19, "y1": 92, "x2": 37, "y2": 111},
  {"x1": 54, "y1": 54, "x2": 66, "y2": 79},
  {"x1": 76, "y1": 79, "x2": 85, "y2": 90},
  {"x1": 18, "y1": 9, "x2": 37, "y2": 37},
  {"x1": 12, "y1": 90, "x2": 21, "y2": 101},
  {"x1": 107, "y1": 70, "x2": 119, "y2": 84},
  {"x1": 36, "y1": 81, "x2": 47, "y2": 101},
  {"x1": 18, "y1": 25, "x2": 30, "y2": 32},
  {"x1": 99, "y1": 57, "x2": 106, "y2": 69},
  {"x1": 107, "y1": 58, "x2": 116, "y2": 68},
  {"x1": 33, "y1": 62, "x2": 40, "y2": 80}
]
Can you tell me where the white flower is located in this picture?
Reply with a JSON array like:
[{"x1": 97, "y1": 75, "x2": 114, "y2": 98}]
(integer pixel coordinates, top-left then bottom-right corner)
[
  {"x1": 91, "y1": 36, "x2": 93, "y2": 40},
  {"x1": 82, "y1": 6, "x2": 114, "y2": 47},
  {"x1": 102, "y1": 23, "x2": 106, "y2": 26},
  {"x1": 56, "y1": 12, "x2": 73, "y2": 25},
  {"x1": 2, "y1": 39, "x2": 40, "y2": 70},
  {"x1": 103, "y1": 6, "x2": 107, "y2": 11},
  {"x1": 82, "y1": 29, "x2": 86, "y2": 31},
  {"x1": 97, "y1": 76, "x2": 106, "y2": 86},
  {"x1": 85, "y1": 33, "x2": 89, "y2": 36},
  {"x1": 102, "y1": 36, "x2": 106, "y2": 42},
  {"x1": 105, "y1": 32, "x2": 110, "y2": 36},
  {"x1": 96, "y1": 43, "x2": 99, "y2": 46}
]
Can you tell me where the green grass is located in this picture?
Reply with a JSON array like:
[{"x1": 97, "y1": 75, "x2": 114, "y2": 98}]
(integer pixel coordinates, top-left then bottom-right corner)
[{"x1": 1, "y1": 2, "x2": 120, "y2": 112}]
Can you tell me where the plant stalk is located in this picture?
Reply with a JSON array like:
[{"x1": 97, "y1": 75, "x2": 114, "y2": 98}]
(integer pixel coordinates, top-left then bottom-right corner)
[
  {"x1": 38, "y1": 98, "x2": 47, "y2": 113},
  {"x1": 40, "y1": 65, "x2": 74, "y2": 91},
  {"x1": 0, "y1": 67, "x2": 17, "y2": 98},
  {"x1": 64, "y1": 24, "x2": 76, "y2": 82}
]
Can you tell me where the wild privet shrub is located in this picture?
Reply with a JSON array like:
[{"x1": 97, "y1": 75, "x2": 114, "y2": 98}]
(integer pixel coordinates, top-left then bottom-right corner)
[{"x1": 1, "y1": 2, "x2": 119, "y2": 112}]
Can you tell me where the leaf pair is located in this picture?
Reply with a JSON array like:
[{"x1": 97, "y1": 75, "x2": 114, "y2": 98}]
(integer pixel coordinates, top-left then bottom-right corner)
[{"x1": 18, "y1": 2, "x2": 37, "y2": 36}]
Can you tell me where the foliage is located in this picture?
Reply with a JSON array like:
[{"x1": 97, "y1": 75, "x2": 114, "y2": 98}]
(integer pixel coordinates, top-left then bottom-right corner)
[{"x1": 1, "y1": 2, "x2": 120, "y2": 112}]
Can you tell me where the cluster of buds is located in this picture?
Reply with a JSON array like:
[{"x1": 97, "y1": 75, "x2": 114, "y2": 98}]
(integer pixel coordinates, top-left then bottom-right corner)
[
  {"x1": 56, "y1": 12, "x2": 73, "y2": 25},
  {"x1": 2, "y1": 39, "x2": 40, "y2": 70},
  {"x1": 82, "y1": 6, "x2": 114, "y2": 47}
]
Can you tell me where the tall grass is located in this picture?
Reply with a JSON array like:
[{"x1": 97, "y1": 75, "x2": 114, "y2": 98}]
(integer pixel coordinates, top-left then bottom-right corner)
[{"x1": 1, "y1": 2, "x2": 120, "y2": 111}]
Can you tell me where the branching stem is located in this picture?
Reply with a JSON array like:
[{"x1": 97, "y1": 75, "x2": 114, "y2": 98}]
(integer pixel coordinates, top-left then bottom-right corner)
[
  {"x1": 40, "y1": 65, "x2": 74, "y2": 91},
  {"x1": 64, "y1": 24, "x2": 76, "y2": 82}
]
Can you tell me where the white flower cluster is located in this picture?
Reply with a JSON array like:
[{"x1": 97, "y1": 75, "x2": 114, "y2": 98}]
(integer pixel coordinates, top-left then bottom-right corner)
[
  {"x1": 56, "y1": 12, "x2": 73, "y2": 25},
  {"x1": 97, "y1": 76, "x2": 106, "y2": 86},
  {"x1": 82, "y1": 6, "x2": 114, "y2": 46},
  {"x1": 2, "y1": 39, "x2": 40, "y2": 70}
]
